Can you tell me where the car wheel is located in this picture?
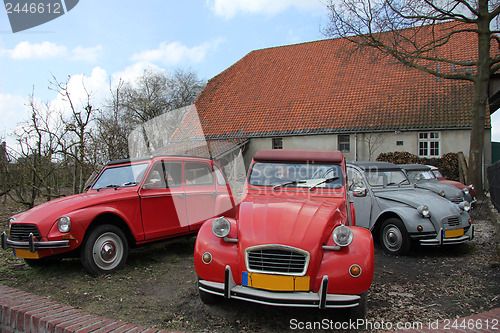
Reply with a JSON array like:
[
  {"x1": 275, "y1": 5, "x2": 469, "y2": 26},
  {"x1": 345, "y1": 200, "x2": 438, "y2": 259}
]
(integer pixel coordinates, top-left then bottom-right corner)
[
  {"x1": 81, "y1": 224, "x2": 128, "y2": 275},
  {"x1": 380, "y1": 218, "x2": 411, "y2": 255},
  {"x1": 198, "y1": 278, "x2": 220, "y2": 305}
]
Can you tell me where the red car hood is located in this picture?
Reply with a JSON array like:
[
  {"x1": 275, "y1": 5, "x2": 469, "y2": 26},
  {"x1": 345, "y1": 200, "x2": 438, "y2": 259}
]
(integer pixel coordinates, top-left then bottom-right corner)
[
  {"x1": 237, "y1": 194, "x2": 345, "y2": 252},
  {"x1": 12, "y1": 188, "x2": 138, "y2": 227}
]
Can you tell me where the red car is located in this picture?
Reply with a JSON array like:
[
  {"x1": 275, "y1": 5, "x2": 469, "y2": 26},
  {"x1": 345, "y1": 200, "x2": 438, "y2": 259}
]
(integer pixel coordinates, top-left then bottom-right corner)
[
  {"x1": 2, "y1": 155, "x2": 236, "y2": 275},
  {"x1": 194, "y1": 150, "x2": 374, "y2": 319}
]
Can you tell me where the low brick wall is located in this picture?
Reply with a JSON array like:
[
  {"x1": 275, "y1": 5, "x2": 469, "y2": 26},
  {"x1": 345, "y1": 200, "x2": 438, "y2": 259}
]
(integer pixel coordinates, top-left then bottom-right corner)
[{"x1": 0, "y1": 285, "x2": 171, "y2": 333}]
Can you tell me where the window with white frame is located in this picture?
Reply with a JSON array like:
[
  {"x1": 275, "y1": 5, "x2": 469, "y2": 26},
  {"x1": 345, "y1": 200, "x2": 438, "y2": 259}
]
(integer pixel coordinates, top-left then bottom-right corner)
[{"x1": 418, "y1": 132, "x2": 440, "y2": 157}]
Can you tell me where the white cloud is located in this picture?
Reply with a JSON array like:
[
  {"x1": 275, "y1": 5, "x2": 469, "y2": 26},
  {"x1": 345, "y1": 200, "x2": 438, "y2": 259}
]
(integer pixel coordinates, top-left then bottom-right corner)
[
  {"x1": 111, "y1": 61, "x2": 166, "y2": 87},
  {"x1": 50, "y1": 67, "x2": 109, "y2": 115},
  {"x1": 0, "y1": 93, "x2": 29, "y2": 143},
  {"x1": 8, "y1": 41, "x2": 68, "y2": 59},
  {"x1": 208, "y1": 0, "x2": 323, "y2": 19},
  {"x1": 4, "y1": 41, "x2": 102, "y2": 62},
  {"x1": 71, "y1": 45, "x2": 103, "y2": 62},
  {"x1": 130, "y1": 39, "x2": 224, "y2": 65}
]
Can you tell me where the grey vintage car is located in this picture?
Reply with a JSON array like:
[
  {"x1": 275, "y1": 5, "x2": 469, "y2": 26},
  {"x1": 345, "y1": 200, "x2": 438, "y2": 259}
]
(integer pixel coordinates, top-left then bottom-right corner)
[
  {"x1": 347, "y1": 162, "x2": 474, "y2": 255},
  {"x1": 399, "y1": 164, "x2": 473, "y2": 204}
]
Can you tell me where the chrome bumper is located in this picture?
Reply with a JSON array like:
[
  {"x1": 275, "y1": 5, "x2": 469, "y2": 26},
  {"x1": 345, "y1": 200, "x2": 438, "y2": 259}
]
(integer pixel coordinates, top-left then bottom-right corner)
[
  {"x1": 419, "y1": 225, "x2": 474, "y2": 246},
  {"x1": 1, "y1": 232, "x2": 70, "y2": 252},
  {"x1": 198, "y1": 266, "x2": 361, "y2": 309}
]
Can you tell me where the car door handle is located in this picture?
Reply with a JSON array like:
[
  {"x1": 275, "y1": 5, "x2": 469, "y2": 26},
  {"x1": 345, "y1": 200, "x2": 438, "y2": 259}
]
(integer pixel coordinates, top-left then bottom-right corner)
[{"x1": 177, "y1": 193, "x2": 186, "y2": 198}]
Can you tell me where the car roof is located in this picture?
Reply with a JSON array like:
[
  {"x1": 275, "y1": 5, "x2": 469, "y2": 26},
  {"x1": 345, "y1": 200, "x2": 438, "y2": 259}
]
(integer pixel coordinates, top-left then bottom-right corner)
[
  {"x1": 399, "y1": 164, "x2": 432, "y2": 171},
  {"x1": 348, "y1": 161, "x2": 402, "y2": 171},
  {"x1": 253, "y1": 149, "x2": 344, "y2": 163},
  {"x1": 106, "y1": 154, "x2": 211, "y2": 166}
]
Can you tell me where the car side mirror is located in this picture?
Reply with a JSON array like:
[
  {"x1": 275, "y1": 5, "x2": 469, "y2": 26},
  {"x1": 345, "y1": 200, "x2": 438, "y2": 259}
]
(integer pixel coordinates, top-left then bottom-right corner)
[{"x1": 352, "y1": 186, "x2": 367, "y2": 197}]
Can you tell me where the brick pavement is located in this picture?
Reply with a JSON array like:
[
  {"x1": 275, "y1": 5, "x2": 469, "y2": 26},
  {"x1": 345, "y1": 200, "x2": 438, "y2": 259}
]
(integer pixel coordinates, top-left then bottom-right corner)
[{"x1": 0, "y1": 285, "x2": 174, "y2": 333}]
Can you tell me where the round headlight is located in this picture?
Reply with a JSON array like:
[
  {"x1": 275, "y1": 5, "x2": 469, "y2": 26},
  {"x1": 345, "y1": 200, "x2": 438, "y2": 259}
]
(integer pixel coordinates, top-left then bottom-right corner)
[
  {"x1": 463, "y1": 187, "x2": 470, "y2": 195},
  {"x1": 439, "y1": 190, "x2": 445, "y2": 197},
  {"x1": 332, "y1": 225, "x2": 353, "y2": 247},
  {"x1": 417, "y1": 205, "x2": 430, "y2": 218},
  {"x1": 57, "y1": 216, "x2": 71, "y2": 233},
  {"x1": 459, "y1": 201, "x2": 471, "y2": 212},
  {"x1": 211, "y1": 217, "x2": 231, "y2": 238}
]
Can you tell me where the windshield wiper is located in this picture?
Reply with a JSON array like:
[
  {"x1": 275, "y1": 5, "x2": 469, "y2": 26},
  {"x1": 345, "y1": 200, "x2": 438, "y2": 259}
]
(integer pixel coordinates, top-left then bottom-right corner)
[
  {"x1": 122, "y1": 181, "x2": 137, "y2": 186},
  {"x1": 309, "y1": 177, "x2": 339, "y2": 191},
  {"x1": 385, "y1": 179, "x2": 408, "y2": 187},
  {"x1": 273, "y1": 180, "x2": 306, "y2": 190}
]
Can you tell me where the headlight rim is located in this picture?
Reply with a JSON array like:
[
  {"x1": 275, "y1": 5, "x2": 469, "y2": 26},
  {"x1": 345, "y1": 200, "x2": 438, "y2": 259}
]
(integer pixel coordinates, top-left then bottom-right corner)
[
  {"x1": 332, "y1": 225, "x2": 354, "y2": 247},
  {"x1": 459, "y1": 201, "x2": 471, "y2": 212},
  {"x1": 417, "y1": 205, "x2": 430, "y2": 218},
  {"x1": 57, "y1": 216, "x2": 71, "y2": 233},
  {"x1": 211, "y1": 217, "x2": 231, "y2": 238}
]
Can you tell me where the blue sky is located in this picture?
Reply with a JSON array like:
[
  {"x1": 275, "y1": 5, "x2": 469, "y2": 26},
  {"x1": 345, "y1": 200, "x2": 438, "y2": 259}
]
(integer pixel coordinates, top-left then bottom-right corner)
[
  {"x1": 0, "y1": 0, "x2": 327, "y2": 144},
  {"x1": 1, "y1": 0, "x2": 499, "y2": 146}
]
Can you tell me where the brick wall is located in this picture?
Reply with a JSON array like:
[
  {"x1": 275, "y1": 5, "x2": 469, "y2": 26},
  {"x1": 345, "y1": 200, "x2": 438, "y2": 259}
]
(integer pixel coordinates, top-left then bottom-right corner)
[{"x1": 0, "y1": 285, "x2": 171, "y2": 333}]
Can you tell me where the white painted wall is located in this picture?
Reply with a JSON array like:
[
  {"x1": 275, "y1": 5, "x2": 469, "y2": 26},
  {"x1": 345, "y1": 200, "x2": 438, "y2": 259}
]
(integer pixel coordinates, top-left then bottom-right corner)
[{"x1": 242, "y1": 128, "x2": 492, "y2": 169}]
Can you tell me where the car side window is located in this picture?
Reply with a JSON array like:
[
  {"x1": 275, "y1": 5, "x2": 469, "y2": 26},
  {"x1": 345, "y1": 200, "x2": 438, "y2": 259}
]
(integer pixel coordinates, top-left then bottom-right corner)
[
  {"x1": 145, "y1": 162, "x2": 166, "y2": 188},
  {"x1": 164, "y1": 162, "x2": 182, "y2": 187},
  {"x1": 347, "y1": 168, "x2": 365, "y2": 191},
  {"x1": 185, "y1": 163, "x2": 214, "y2": 186},
  {"x1": 213, "y1": 165, "x2": 227, "y2": 186}
]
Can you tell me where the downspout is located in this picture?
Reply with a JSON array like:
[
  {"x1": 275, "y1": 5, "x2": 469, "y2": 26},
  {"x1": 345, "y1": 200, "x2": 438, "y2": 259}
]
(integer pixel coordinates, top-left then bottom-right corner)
[{"x1": 354, "y1": 133, "x2": 358, "y2": 161}]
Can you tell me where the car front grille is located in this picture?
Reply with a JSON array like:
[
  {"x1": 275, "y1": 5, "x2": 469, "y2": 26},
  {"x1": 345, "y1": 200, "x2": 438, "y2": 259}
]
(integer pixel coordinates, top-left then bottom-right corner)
[
  {"x1": 9, "y1": 224, "x2": 42, "y2": 241},
  {"x1": 246, "y1": 246, "x2": 309, "y2": 275},
  {"x1": 450, "y1": 197, "x2": 462, "y2": 204},
  {"x1": 443, "y1": 216, "x2": 461, "y2": 228}
]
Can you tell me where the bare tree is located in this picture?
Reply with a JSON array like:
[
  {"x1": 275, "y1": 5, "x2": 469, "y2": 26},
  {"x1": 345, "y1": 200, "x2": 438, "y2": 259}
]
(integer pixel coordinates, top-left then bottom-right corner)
[
  {"x1": 323, "y1": 0, "x2": 500, "y2": 196},
  {"x1": 10, "y1": 91, "x2": 64, "y2": 207},
  {"x1": 93, "y1": 78, "x2": 131, "y2": 163},
  {"x1": 50, "y1": 76, "x2": 99, "y2": 193}
]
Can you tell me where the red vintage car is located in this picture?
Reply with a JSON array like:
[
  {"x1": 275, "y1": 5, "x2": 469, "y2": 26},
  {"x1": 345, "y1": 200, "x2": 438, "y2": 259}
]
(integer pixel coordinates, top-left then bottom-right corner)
[
  {"x1": 2, "y1": 155, "x2": 236, "y2": 275},
  {"x1": 194, "y1": 150, "x2": 374, "y2": 319}
]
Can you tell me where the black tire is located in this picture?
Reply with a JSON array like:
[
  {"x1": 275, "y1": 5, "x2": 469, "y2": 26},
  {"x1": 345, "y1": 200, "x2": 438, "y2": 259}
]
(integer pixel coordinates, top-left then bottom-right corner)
[
  {"x1": 379, "y1": 218, "x2": 411, "y2": 255},
  {"x1": 198, "y1": 278, "x2": 220, "y2": 305},
  {"x1": 81, "y1": 224, "x2": 128, "y2": 275}
]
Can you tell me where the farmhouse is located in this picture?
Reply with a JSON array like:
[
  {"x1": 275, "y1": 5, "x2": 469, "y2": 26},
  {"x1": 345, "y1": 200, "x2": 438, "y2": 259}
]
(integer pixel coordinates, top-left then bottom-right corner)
[{"x1": 190, "y1": 22, "x2": 492, "y2": 170}]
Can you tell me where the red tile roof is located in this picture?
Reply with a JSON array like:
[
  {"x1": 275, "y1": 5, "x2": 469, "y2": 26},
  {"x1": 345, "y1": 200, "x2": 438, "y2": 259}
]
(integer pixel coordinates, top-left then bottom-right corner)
[{"x1": 194, "y1": 22, "x2": 490, "y2": 139}]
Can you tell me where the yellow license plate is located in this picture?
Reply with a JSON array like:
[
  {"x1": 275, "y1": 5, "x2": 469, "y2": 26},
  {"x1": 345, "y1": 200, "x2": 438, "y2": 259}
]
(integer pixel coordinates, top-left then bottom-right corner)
[
  {"x1": 242, "y1": 272, "x2": 310, "y2": 291},
  {"x1": 444, "y1": 228, "x2": 464, "y2": 238},
  {"x1": 14, "y1": 248, "x2": 40, "y2": 259}
]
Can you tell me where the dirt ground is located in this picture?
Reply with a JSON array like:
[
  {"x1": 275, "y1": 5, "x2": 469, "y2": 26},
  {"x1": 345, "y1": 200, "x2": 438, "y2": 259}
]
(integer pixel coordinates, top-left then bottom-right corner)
[{"x1": 0, "y1": 201, "x2": 499, "y2": 332}]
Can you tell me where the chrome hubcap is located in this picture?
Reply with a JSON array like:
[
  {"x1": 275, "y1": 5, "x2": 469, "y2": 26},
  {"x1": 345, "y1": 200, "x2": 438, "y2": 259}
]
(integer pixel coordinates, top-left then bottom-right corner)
[
  {"x1": 92, "y1": 232, "x2": 123, "y2": 270},
  {"x1": 383, "y1": 225, "x2": 402, "y2": 251},
  {"x1": 100, "y1": 242, "x2": 116, "y2": 262}
]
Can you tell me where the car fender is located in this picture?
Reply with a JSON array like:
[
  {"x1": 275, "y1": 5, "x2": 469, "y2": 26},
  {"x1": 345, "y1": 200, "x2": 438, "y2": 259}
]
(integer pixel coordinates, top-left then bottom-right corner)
[
  {"x1": 314, "y1": 226, "x2": 374, "y2": 295},
  {"x1": 194, "y1": 217, "x2": 239, "y2": 284},
  {"x1": 373, "y1": 206, "x2": 435, "y2": 234},
  {"x1": 48, "y1": 203, "x2": 142, "y2": 246}
]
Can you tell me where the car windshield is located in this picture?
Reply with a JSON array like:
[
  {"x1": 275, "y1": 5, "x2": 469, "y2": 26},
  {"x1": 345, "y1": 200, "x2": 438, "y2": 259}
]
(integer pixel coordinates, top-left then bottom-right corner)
[
  {"x1": 248, "y1": 162, "x2": 343, "y2": 189},
  {"x1": 92, "y1": 163, "x2": 149, "y2": 190},
  {"x1": 406, "y1": 170, "x2": 436, "y2": 182},
  {"x1": 432, "y1": 169, "x2": 444, "y2": 178},
  {"x1": 365, "y1": 170, "x2": 410, "y2": 187}
]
